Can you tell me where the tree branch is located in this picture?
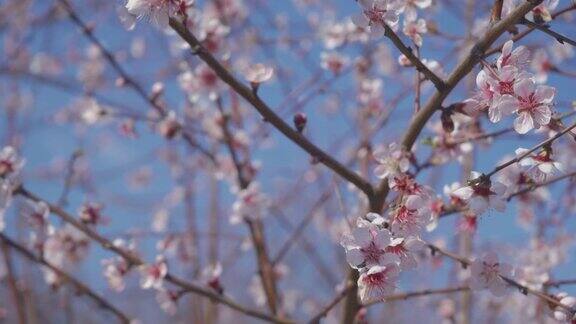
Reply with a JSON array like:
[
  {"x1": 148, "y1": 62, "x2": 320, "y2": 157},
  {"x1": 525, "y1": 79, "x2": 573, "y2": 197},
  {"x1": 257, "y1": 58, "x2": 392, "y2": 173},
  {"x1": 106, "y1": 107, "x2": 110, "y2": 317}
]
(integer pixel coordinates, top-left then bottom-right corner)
[
  {"x1": 168, "y1": 18, "x2": 374, "y2": 199},
  {"x1": 381, "y1": 24, "x2": 446, "y2": 91},
  {"x1": 0, "y1": 233, "x2": 130, "y2": 324},
  {"x1": 14, "y1": 186, "x2": 292, "y2": 324}
]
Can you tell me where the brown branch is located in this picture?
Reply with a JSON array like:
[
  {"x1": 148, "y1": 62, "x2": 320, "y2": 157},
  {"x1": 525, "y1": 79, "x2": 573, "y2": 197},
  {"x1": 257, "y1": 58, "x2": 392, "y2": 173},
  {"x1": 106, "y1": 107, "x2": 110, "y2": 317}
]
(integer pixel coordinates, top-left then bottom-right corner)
[
  {"x1": 485, "y1": 119, "x2": 576, "y2": 178},
  {"x1": 363, "y1": 286, "x2": 469, "y2": 307},
  {"x1": 491, "y1": 0, "x2": 504, "y2": 23},
  {"x1": 14, "y1": 186, "x2": 292, "y2": 324},
  {"x1": 168, "y1": 18, "x2": 374, "y2": 198},
  {"x1": 57, "y1": 149, "x2": 83, "y2": 207},
  {"x1": 438, "y1": 170, "x2": 576, "y2": 219},
  {"x1": 485, "y1": 3, "x2": 576, "y2": 57},
  {"x1": 307, "y1": 282, "x2": 355, "y2": 324},
  {"x1": 271, "y1": 190, "x2": 333, "y2": 265},
  {"x1": 519, "y1": 18, "x2": 576, "y2": 47},
  {"x1": 545, "y1": 279, "x2": 576, "y2": 288},
  {"x1": 1, "y1": 240, "x2": 26, "y2": 324},
  {"x1": 506, "y1": 170, "x2": 576, "y2": 200},
  {"x1": 216, "y1": 100, "x2": 280, "y2": 315},
  {"x1": 373, "y1": 0, "x2": 545, "y2": 210},
  {"x1": 0, "y1": 233, "x2": 130, "y2": 324},
  {"x1": 426, "y1": 243, "x2": 576, "y2": 315},
  {"x1": 381, "y1": 24, "x2": 446, "y2": 91}
]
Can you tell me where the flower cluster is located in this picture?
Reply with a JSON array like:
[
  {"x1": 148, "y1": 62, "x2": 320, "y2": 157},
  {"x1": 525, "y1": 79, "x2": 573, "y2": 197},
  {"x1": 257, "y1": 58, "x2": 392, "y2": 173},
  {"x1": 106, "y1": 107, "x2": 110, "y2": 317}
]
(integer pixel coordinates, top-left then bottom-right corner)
[
  {"x1": 464, "y1": 40, "x2": 556, "y2": 134},
  {"x1": 230, "y1": 182, "x2": 269, "y2": 224},
  {"x1": 352, "y1": 0, "x2": 431, "y2": 41},
  {"x1": 341, "y1": 144, "x2": 439, "y2": 303},
  {"x1": 124, "y1": 0, "x2": 195, "y2": 29},
  {"x1": 469, "y1": 252, "x2": 513, "y2": 296},
  {"x1": 451, "y1": 171, "x2": 507, "y2": 216},
  {"x1": 0, "y1": 146, "x2": 25, "y2": 232}
]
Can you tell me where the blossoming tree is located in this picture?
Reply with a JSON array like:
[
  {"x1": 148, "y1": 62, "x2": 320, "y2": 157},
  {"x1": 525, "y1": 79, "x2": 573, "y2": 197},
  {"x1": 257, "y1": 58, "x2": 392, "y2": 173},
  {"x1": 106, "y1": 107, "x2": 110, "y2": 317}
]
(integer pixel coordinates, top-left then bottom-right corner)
[{"x1": 1, "y1": 0, "x2": 576, "y2": 323}]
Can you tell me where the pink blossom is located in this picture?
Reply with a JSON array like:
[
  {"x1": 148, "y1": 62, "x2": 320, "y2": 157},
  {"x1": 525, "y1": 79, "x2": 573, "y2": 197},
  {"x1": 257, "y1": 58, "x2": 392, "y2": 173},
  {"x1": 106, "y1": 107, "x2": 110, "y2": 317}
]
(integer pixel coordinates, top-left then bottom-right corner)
[
  {"x1": 156, "y1": 111, "x2": 182, "y2": 139},
  {"x1": 102, "y1": 256, "x2": 130, "y2": 292},
  {"x1": 156, "y1": 289, "x2": 179, "y2": 315},
  {"x1": 0, "y1": 179, "x2": 16, "y2": 232},
  {"x1": 452, "y1": 172, "x2": 507, "y2": 215},
  {"x1": 385, "y1": 237, "x2": 425, "y2": 270},
  {"x1": 374, "y1": 142, "x2": 410, "y2": 179},
  {"x1": 341, "y1": 225, "x2": 395, "y2": 269},
  {"x1": 125, "y1": 0, "x2": 179, "y2": 29},
  {"x1": 402, "y1": 18, "x2": 427, "y2": 47},
  {"x1": 531, "y1": 49, "x2": 554, "y2": 83},
  {"x1": 389, "y1": 173, "x2": 423, "y2": 195},
  {"x1": 497, "y1": 40, "x2": 530, "y2": 70},
  {"x1": 202, "y1": 263, "x2": 224, "y2": 294},
  {"x1": 245, "y1": 64, "x2": 274, "y2": 85},
  {"x1": 526, "y1": 0, "x2": 559, "y2": 23},
  {"x1": 140, "y1": 256, "x2": 168, "y2": 290},
  {"x1": 500, "y1": 78, "x2": 555, "y2": 134},
  {"x1": 396, "y1": 0, "x2": 432, "y2": 21},
  {"x1": 0, "y1": 146, "x2": 25, "y2": 179},
  {"x1": 357, "y1": 263, "x2": 400, "y2": 302},
  {"x1": 515, "y1": 147, "x2": 563, "y2": 182},
  {"x1": 79, "y1": 202, "x2": 108, "y2": 226},
  {"x1": 352, "y1": 0, "x2": 401, "y2": 37},
  {"x1": 230, "y1": 182, "x2": 268, "y2": 224},
  {"x1": 320, "y1": 52, "x2": 349, "y2": 74},
  {"x1": 43, "y1": 224, "x2": 90, "y2": 267},
  {"x1": 470, "y1": 252, "x2": 512, "y2": 296},
  {"x1": 23, "y1": 200, "x2": 49, "y2": 230},
  {"x1": 389, "y1": 194, "x2": 430, "y2": 236},
  {"x1": 552, "y1": 292, "x2": 576, "y2": 322}
]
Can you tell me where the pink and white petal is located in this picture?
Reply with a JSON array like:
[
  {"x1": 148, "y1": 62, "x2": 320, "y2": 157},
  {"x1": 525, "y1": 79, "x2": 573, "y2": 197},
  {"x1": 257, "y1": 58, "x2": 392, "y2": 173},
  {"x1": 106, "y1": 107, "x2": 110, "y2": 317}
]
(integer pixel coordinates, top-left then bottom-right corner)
[
  {"x1": 491, "y1": 182, "x2": 508, "y2": 196},
  {"x1": 553, "y1": 161, "x2": 565, "y2": 173},
  {"x1": 489, "y1": 280, "x2": 508, "y2": 297},
  {"x1": 488, "y1": 104, "x2": 503, "y2": 123},
  {"x1": 369, "y1": 24, "x2": 385, "y2": 38},
  {"x1": 538, "y1": 162, "x2": 555, "y2": 175},
  {"x1": 381, "y1": 253, "x2": 400, "y2": 265},
  {"x1": 374, "y1": 229, "x2": 392, "y2": 248},
  {"x1": 514, "y1": 112, "x2": 534, "y2": 134},
  {"x1": 535, "y1": 85, "x2": 555, "y2": 103},
  {"x1": 469, "y1": 277, "x2": 486, "y2": 291},
  {"x1": 358, "y1": 0, "x2": 373, "y2": 8},
  {"x1": 346, "y1": 249, "x2": 365, "y2": 267},
  {"x1": 498, "y1": 95, "x2": 519, "y2": 115},
  {"x1": 513, "y1": 78, "x2": 535, "y2": 99},
  {"x1": 490, "y1": 197, "x2": 506, "y2": 212},
  {"x1": 499, "y1": 263, "x2": 513, "y2": 277},
  {"x1": 452, "y1": 186, "x2": 474, "y2": 200},
  {"x1": 405, "y1": 195, "x2": 424, "y2": 209},
  {"x1": 405, "y1": 238, "x2": 425, "y2": 251},
  {"x1": 469, "y1": 196, "x2": 489, "y2": 215},
  {"x1": 352, "y1": 227, "x2": 372, "y2": 247},
  {"x1": 351, "y1": 13, "x2": 370, "y2": 28},
  {"x1": 483, "y1": 251, "x2": 499, "y2": 264},
  {"x1": 533, "y1": 105, "x2": 551, "y2": 127}
]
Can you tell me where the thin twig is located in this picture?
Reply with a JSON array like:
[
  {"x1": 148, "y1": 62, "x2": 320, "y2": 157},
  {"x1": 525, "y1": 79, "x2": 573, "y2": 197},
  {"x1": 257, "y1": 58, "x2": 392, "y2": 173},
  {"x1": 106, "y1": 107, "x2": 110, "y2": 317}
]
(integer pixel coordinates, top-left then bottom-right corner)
[
  {"x1": 307, "y1": 282, "x2": 355, "y2": 324},
  {"x1": 57, "y1": 0, "x2": 216, "y2": 162},
  {"x1": 426, "y1": 243, "x2": 576, "y2": 315},
  {"x1": 0, "y1": 233, "x2": 130, "y2": 324},
  {"x1": 485, "y1": 119, "x2": 576, "y2": 178},
  {"x1": 519, "y1": 18, "x2": 576, "y2": 47},
  {"x1": 363, "y1": 286, "x2": 469, "y2": 307},
  {"x1": 381, "y1": 24, "x2": 446, "y2": 91}
]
